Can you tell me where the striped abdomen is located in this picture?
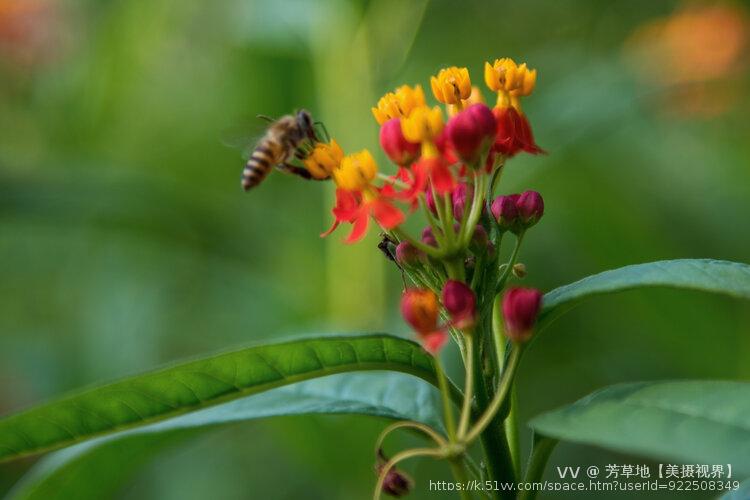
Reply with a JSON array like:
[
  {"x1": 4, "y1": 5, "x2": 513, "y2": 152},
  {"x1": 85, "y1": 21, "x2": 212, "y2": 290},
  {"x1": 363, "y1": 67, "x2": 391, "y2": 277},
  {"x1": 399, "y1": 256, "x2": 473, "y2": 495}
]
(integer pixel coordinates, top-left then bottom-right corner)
[{"x1": 242, "y1": 139, "x2": 283, "y2": 191}]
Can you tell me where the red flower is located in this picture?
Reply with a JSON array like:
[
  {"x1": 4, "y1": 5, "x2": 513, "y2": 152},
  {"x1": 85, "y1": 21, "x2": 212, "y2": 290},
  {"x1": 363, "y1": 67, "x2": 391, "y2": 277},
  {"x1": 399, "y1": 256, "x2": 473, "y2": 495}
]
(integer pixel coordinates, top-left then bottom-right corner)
[
  {"x1": 493, "y1": 106, "x2": 544, "y2": 157},
  {"x1": 401, "y1": 288, "x2": 448, "y2": 354},
  {"x1": 322, "y1": 188, "x2": 404, "y2": 244}
]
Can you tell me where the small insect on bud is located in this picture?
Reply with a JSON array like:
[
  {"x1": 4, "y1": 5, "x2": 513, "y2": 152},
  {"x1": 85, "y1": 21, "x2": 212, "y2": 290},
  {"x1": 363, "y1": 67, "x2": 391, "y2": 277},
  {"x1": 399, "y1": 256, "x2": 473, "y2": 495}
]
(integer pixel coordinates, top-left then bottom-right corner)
[
  {"x1": 502, "y1": 287, "x2": 543, "y2": 343},
  {"x1": 376, "y1": 449, "x2": 413, "y2": 498},
  {"x1": 491, "y1": 195, "x2": 519, "y2": 231},
  {"x1": 516, "y1": 190, "x2": 544, "y2": 228},
  {"x1": 401, "y1": 288, "x2": 447, "y2": 354},
  {"x1": 395, "y1": 241, "x2": 424, "y2": 268},
  {"x1": 451, "y1": 182, "x2": 474, "y2": 220},
  {"x1": 380, "y1": 118, "x2": 421, "y2": 167},
  {"x1": 512, "y1": 263, "x2": 527, "y2": 278},
  {"x1": 442, "y1": 280, "x2": 476, "y2": 330},
  {"x1": 446, "y1": 103, "x2": 497, "y2": 164}
]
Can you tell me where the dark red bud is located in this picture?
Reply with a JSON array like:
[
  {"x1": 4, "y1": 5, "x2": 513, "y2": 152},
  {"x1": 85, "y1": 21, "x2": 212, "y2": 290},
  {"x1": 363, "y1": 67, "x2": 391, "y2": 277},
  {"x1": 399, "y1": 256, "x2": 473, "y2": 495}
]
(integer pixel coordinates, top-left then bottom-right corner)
[
  {"x1": 491, "y1": 195, "x2": 519, "y2": 230},
  {"x1": 421, "y1": 226, "x2": 438, "y2": 247},
  {"x1": 425, "y1": 188, "x2": 437, "y2": 216},
  {"x1": 442, "y1": 280, "x2": 476, "y2": 330},
  {"x1": 447, "y1": 103, "x2": 497, "y2": 164},
  {"x1": 516, "y1": 190, "x2": 544, "y2": 228},
  {"x1": 376, "y1": 449, "x2": 413, "y2": 497},
  {"x1": 470, "y1": 224, "x2": 489, "y2": 250},
  {"x1": 380, "y1": 118, "x2": 420, "y2": 166},
  {"x1": 451, "y1": 183, "x2": 474, "y2": 220},
  {"x1": 395, "y1": 241, "x2": 424, "y2": 267},
  {"x1": 502, "y1": 287, "x2": 543, "y2": 343}
]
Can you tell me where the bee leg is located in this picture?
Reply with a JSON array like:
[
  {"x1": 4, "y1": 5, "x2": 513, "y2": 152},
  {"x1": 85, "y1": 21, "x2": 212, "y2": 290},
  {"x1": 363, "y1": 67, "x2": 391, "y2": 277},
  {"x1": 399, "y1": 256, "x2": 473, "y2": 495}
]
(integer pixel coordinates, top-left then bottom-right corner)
[{"x1": 278, "y1": 163, "x2": 330, "y2": 181}]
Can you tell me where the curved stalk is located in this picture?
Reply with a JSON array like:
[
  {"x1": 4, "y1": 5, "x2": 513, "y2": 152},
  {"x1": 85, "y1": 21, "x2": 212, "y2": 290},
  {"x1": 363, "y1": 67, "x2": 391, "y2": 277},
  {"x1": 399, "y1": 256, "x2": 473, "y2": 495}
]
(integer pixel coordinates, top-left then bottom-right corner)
[
  {"x1": 375, "y1": 421, "x2": 447, "y2": 451},
  {"x1": 373, "y1": 447, "x2": 443, "y2": 500},
  {"x1": 517, "y1": 436, "x2": 558, "y2": 500}
]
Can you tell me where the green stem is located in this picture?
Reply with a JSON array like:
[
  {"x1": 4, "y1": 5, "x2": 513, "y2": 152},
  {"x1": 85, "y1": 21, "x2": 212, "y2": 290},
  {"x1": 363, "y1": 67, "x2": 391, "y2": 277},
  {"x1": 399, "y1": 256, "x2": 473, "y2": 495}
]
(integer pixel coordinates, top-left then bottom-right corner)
[
  {"x1": 373, "y1": 447, "x2": 443, "y2": 500},
  {"x1": 470, "y1": 331, "x2": 516, "y2": 499},
  {"x1": 517, "y1": 436, "x2": 558, "y2": 500},
  {"x1": 457, "y1": 336, "x2": 475, "y2": 438},
  {"x1": 464, "y1": 346, "x2": 522, "y2": 444},
  {"x1": 449, "y1": 457, "x2": 474, "y2": 500},
  {"x1": 495, "y1": 232, "x2": 524, "y2": 294},
  {"x1": 460, "y1": 174, "x2": 488, "y2": 247},
  {"x1": 391, "y1": 227, "x2": 442, "y2": 259},
  {"x1": 435, "y1": 357, "x2": 458, "y2": 443}
]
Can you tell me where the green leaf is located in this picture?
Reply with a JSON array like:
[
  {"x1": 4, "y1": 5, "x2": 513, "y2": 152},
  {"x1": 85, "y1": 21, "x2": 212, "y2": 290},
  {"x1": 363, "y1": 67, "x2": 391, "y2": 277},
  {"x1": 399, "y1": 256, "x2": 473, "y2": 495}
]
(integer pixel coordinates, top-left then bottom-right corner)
[
  {"x1": 529, "y1": 381, "x2": 750, "y2": 476},
  {"x1": 8, "y1": 372, "x2": 442, "y2": 500},
  {"x1": 540, "y1": 259, "x2": 750, "y2": 328},
  {"x1": 0, "y1": 334, "x2": 443, "y2": 463}
]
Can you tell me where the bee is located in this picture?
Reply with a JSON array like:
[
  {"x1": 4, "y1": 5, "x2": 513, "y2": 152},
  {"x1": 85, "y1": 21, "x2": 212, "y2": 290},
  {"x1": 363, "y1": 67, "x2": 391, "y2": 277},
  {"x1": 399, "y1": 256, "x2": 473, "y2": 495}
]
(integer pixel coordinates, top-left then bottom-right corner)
[{"x1": 241, "y1": 109, "x2": 327, "y2": 191}]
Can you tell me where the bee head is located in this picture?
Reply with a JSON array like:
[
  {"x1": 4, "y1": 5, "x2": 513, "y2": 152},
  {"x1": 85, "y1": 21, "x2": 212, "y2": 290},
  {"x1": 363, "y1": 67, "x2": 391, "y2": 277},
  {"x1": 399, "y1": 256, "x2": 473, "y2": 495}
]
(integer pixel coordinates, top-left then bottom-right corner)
[{"x1": 296, "y1": 109, "x2": 318, "y2": 141}]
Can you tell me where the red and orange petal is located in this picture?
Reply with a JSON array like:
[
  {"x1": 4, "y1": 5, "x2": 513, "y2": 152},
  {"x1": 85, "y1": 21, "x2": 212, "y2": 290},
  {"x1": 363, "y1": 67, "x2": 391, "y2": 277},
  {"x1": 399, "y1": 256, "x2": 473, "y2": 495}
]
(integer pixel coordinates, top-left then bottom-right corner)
[
  {"x1": 321, "y1": 188, "x2": 404, "y2": 244},
  {"x1": 419, "y1": 330, "x2": 448, "y2": 354},
  {"x1": 493, "y1": 106, "x2": 544, "y2": 157}
]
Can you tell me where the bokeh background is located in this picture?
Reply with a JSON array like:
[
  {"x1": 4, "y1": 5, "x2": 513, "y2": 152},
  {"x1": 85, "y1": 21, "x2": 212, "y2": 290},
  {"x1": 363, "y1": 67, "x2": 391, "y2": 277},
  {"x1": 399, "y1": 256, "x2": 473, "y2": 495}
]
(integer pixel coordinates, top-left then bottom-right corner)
[{"x1": 1, "y1": 0, "x2": 749, "y2": 498}]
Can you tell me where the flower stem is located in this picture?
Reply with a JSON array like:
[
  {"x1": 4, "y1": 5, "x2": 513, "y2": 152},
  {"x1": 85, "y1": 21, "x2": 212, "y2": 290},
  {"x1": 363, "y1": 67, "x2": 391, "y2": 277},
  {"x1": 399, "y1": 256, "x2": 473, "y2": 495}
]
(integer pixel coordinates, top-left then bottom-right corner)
[
  {"x1": 434, "y1": 357, "x2": 458, "y2": 443},
  {"x1": 457, "y1": 336, "x2": 475, "y2": 438},
  {"x1": 495, "y1": 232, "x2": 524, "y2": 294},
  {"x1": 375, "y1": 421, "x2": 447, "y2": 451},
  {"x1": 463, "y1": 346, "x2": 522, "y2": 445}
]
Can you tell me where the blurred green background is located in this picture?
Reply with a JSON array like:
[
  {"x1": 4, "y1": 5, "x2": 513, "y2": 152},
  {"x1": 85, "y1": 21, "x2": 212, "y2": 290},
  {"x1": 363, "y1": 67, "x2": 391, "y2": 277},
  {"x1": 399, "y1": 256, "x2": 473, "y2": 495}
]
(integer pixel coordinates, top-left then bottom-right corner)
[{"x1": 1, "y1": 0, "x2": 749, "y2": 498}]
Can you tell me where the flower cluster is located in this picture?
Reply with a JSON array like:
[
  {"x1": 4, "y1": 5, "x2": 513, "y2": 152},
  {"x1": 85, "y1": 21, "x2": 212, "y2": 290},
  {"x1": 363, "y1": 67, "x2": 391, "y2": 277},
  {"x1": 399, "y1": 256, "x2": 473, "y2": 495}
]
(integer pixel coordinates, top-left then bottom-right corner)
[
  {"x1": 251, "y1": 57, "x2": 551, "y2": 500},
  {"x1": 296, "y1": 58, "x2": 547, "y2": 356}
]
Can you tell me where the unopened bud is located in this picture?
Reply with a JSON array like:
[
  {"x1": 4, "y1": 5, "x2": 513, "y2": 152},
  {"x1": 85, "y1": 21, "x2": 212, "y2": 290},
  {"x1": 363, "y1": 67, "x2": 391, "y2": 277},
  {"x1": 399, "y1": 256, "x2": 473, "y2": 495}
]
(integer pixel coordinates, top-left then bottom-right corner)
[
  {"x1": 516, "y1": 190, "x2": 544, "y2": 228},
  {"x1": 451, "y1": 183, "x2": 474, "y2": 220},
  {"x1": 376, "y1": 449, "x2": 413, "y2": 497},
  {"x1": 491, "y1": 195, "x2": 519, "y2": 230},
  {"x1": 442, "y1": 280, "x2": 476, "y2": 330},
  {"x1": 446, "y1": 103, "x2": 497, "y2": 164},
  {"x1": 380, "y1": 118, "x2": 421, "y2": 167},
  {"x1": 512, "y1": 263, "x2": 527, "y2": 278},
  {"x1": 502, "y1": 287, "x2": 542, "y2": 343},
  {"x1": 421, "y1": 226, "x2": 438, "y2": 247},
  {"x1": 470, "y1": 224, "x2": 489, "y2": 251},
  {"x1": 395, "y1": 241, "x2": 423, "y2": 268},
  {"x1": 401, "y1": 288, "x2": 439, "y2": 334}
]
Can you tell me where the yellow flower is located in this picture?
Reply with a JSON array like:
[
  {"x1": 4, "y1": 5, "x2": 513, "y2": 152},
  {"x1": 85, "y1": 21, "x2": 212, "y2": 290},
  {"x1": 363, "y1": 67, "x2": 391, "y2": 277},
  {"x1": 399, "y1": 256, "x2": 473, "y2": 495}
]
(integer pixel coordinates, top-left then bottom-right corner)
[
  {"x1": 448, "y1": 85, "x2": 485, "y2": 116},
  {"x1": 430, "y1": 66, "x2": 471, "y2": 105},
  {"x1": 371, "y1": 85, "x2": 426, "y2": 125},
  {"x1": 303, "y1": 139, "x2": 344, "y2": 180},
  {"x1": 400, "y1": 106, "x2": 444, "y2": 144},
  {"x1": 333, "y1": 149, "x2": 378, "y2": 191},
  {"x1": 512, "y1": 64, "x2": 537, "y2": 97},
  {"x1": 484, "y1": 58, "x2": 537, "y2": 96}
]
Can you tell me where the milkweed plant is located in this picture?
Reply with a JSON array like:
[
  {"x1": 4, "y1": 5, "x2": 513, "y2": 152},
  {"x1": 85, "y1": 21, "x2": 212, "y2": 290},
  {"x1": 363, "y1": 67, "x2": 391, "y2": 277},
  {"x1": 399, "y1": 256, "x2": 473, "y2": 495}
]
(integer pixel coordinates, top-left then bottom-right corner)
[{"x1": 1, "y1": 58, "x2": 750, "y2": 500}]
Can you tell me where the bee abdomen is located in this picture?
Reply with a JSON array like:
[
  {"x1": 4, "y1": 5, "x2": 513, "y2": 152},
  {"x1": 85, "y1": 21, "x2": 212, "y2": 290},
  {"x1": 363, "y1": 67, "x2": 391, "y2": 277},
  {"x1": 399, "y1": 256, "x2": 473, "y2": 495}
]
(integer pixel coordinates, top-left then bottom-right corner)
[{"x1": 242, "y1": 144, "x2": 275, "y2": 191}]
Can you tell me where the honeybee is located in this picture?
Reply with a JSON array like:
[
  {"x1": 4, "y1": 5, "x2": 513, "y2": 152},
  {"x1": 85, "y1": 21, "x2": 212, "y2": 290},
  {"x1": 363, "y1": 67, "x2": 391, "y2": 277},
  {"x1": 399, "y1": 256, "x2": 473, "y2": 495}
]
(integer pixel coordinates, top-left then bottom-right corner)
[{"x1": 241, "y1": 109, "x2": 327, "y2": 191}]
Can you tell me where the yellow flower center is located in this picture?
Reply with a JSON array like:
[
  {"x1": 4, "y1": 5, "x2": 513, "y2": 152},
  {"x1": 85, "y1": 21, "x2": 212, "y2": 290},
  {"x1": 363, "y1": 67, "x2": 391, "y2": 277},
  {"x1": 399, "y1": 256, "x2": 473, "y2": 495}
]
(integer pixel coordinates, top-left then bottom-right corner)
[
  {"x1": 400, "y1": 106, "x2": 444, "y2": 144},
  {"x1": 430, "y1": 66, "x2": 472, "y2": 105}
]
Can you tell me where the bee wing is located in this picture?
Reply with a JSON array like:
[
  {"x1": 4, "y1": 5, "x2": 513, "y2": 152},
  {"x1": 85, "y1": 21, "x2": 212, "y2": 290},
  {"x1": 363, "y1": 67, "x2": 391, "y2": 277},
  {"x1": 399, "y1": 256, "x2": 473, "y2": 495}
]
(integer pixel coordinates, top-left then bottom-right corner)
[{"x1": 221, "y1": 123, "x2": 269, "y2": 160}]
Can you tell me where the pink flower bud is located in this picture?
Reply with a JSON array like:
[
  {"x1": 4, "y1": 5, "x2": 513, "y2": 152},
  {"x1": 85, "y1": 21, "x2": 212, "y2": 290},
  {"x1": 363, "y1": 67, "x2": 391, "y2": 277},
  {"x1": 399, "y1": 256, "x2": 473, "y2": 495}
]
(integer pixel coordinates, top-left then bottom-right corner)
[
  {"x1": 470, "y1": 224, "x2": 489, "y2": 250},
  {"x1": 380, "y1": 118, "x2": 420, "y2": 166},
  {"x1": 451, "y1": 183, "x2": 474, "y2": 220},
  {"x1": 395, "y1": 241, "x2": 423, "y2": 267},
  {"x1": 442, "y1": 280, "x2": 476, "y2": 330},
  {"x1": 491, "y1": 195, "x2": 519, "y2": 230},
  {"x1": 376, "y1": 450, "x2": 413, "y2": 497},
  {"x1": 516, "y1": 190, "x2": 544, "y2": 228},
  {"x1": 421, "y1": 226, "x2": 438, "y2": 247},
  {"x1": 447, "y1": 103, "x2": 497, "y2": 163},
  {"x1": 502, "y1": 287, "x2": 543, "y2": 343}
]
